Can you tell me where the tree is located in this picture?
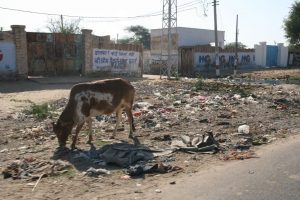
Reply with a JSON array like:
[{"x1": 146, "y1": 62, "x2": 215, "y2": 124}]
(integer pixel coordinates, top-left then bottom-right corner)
[
  {"x1": 283, "y1": 1, "x2": 300, "y2": 48},
  {"x1": 47, "y1": 16, "x2": 81, "y2": 34},
  {"x1": 119, "y1": 25, "x2": 150, "y2": 49},
  {"x1": 224, "y1": 42, "x2": 247, "y2": 49}
]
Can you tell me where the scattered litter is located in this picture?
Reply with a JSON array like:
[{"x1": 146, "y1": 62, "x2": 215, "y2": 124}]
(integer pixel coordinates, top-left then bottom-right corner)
[
  {"x1": 238, "y1": 125, "x2": 250, "y2": 134},
  {"x1": 2, "y1": 74, "x2": 298, "y2": 184},
  {"x1": 126, "y1": 163, "x2": 182, "y2": 177},
  {"x1": 99, "y1": 143, "x2": 155, "y2": 167},
  {"x1": 0, "y1": 149, "x2": 8, "y2": 153},
  {"x1": 120, "y1": 175, "x2": 131, "y2": 180},
  {"x1": 2, "y1": 159, "x2": 71, "y2": 180},
  {"x1": 174, "y1": 132, "x2": 219, "y2": 154},
  {"x1": 221, "y1": 150, "x2": 257, "y2": 161},
  {"x1": 32, "y1": 173, "x2": 46, "y2": 191},
  {"x1": 84, "y1": 167, "x2": 111, "y2": 177},
  {"x1": 155, "y1": 189, "x2": 162, "y2": 193}
]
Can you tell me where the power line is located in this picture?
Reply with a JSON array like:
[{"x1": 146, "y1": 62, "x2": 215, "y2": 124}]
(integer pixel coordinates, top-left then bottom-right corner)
[
  {"x1": 0, "y1": 5, "x2": 159, "y2": 19},
  {"x1": 0, "y1": 0, "x2": 202, "y2": 20}
]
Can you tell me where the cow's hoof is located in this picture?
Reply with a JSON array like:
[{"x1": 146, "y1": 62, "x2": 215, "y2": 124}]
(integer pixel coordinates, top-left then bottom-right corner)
[
  {"x1": 86, "y1": 140, "x2": 92, "y2": 144},
  {"x1": 71, "y1": 145, "x2": 76, "y2": 151},
  {"x1": 132, "y1": 137, "x2": 140, "y2": 145}
]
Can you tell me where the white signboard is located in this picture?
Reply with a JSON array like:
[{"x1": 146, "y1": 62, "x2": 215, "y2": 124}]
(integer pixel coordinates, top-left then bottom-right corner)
[
  {"x1": 93, "y1": 49, "x2": 139, "y2": 73},
  {"x1": 0, "y1": 42, "x2": 16, "y2": 74}
]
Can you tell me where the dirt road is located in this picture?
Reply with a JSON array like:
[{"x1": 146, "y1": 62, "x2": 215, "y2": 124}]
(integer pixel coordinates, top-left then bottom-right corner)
[{"x1": 143, "y1": 134, "x2": 300, "y2": 200}]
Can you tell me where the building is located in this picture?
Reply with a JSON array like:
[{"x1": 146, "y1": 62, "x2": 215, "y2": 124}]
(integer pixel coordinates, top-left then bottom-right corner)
[
  {"x1": 150, "y1": 27, "x2": 225, "y2": 56},
  {"x1": 148, "y1": 27, "x2": 225, "y2": 75}
]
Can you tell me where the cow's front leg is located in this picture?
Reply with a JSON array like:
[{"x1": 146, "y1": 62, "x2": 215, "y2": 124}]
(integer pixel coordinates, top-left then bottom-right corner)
[
  {"x1": 71, "y1": 122, "x2": 84, "y2": 150},
  {"x1": 111, "y1": 110, "x2": 122, "y2": 139}
]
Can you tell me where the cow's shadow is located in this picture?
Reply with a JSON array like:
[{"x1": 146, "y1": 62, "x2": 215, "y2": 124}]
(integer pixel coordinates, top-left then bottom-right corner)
[{"x1": 51, "y1": 137, "x2": 153, "y2": 173}]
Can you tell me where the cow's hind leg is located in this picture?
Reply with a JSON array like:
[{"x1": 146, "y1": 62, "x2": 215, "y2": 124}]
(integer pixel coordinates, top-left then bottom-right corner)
[
  {"x1": 125, "y1": 107, "x2": 134, "y2": 139},
  {"x1": 87, "y1": 118, "x2": 93, "y2": 144},
  {"x1": 71, "y1": 122, "x2": 84, "y2": 150}
]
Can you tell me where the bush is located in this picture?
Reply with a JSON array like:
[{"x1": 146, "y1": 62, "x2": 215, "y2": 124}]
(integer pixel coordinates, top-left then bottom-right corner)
[
  {"x1": 195, "y1": 77, "x2": 205, "y2": 90},
  {"x1": 26, "y1": 103, "x2": 50, "y2": 119}
]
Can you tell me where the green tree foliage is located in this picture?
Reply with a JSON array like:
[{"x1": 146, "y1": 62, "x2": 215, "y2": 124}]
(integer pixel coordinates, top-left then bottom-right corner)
[
  {"x1": 47, "y1": 16, "x2": 81, "y2": 34},
  {"x1": 119, "y1": 25, "x2": 150, "y2": 49},
  {"x1": 224, "y1": 42, "x2": 247, "y2": 49},
  {"x1": 284, "y1": 1, "x2": 300, "y2": 48}
]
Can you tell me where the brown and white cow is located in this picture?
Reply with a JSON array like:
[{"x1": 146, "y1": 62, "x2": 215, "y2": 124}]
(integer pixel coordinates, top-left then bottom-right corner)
[{"x1": 52, "y1": 78, "x2": 135, "y2": 149}]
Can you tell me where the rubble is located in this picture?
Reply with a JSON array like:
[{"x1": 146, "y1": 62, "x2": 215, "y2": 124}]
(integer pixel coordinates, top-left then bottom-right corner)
[{"x1": 1, "y1": 157, "x2": 72, "y2": 180}]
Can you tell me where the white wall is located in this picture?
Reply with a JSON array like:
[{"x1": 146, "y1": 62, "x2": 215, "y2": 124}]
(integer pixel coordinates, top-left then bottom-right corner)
[
  {"x1": 177, "y1": 27, "x2": 225, "y2": 48},
  {"x1": 151, "y1": 27, "x2": 225, "y2": 48},
  {"x1": 277, "y1": 43, "x2": 288, "y2": 67},
  {"x1": 254, "y1": 42, "x2": 288, "y2": 67},
  {"x1": 254, "y1": 42, "x2": 267, "y2": 66}
]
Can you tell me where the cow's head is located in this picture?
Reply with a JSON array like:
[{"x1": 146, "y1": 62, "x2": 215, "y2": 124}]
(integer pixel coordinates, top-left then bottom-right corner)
[{"x1": 52, "y1": 120, "x2": 73, "y2": 147}]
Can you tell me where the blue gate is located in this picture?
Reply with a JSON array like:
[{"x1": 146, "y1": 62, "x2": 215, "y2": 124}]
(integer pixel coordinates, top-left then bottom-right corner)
[{"x1": 266, "y1": 45, "x2": 278, "y2": 66}]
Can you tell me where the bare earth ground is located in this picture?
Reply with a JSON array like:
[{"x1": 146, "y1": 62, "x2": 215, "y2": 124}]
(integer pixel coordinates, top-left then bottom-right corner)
[{"x1": 0, "y1": 68, "x2": 299, "y2": 200}]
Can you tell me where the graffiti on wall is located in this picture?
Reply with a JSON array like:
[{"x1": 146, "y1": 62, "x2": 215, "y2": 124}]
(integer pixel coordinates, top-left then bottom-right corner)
[
  {"x1": 93, "y1": 49, "x2": 139, "y2": 73},
  {"x1": 194, "y1": 52, "x2": 255, "y2": 69},
  {"x1": 0, "y1": 42, "x2": 16, "y2": 74}
]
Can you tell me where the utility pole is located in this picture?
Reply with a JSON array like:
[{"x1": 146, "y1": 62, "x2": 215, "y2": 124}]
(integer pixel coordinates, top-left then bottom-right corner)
[
  {"x1": 161, "y1": 0, "x2": 178, "y2": 79},
  {"x1": 167, "y1": 0, "x2": 172, "y2": 79},
  {"x1": 213, "y1": 0, "x2": 220, "y2": 76},
  {"x1": 234, "y1": 14, "x2": 238, "y2": 76},
  {"x1": 60, "y1": 14, "x2": 64, "y2": 32}
]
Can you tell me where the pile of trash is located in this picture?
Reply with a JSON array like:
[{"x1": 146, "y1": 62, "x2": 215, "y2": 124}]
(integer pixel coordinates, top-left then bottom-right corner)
[
  {"x1": 2, "y1": 158, "x2": 71, "y2": 179},
  {"x1": 171, "y1": 132, "x2": 220, "y2": 154},
  {"x1": 3, "y1": 78, "x2": 298, "y2": 181}
]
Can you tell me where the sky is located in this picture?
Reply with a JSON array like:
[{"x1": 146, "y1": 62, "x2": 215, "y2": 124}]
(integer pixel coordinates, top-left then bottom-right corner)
[{"x1": 0, "y1": 0, "x2": 296, "y2": 48}]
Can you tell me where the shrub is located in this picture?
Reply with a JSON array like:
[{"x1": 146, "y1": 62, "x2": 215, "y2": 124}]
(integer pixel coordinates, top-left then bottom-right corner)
[{"x1": 26, "y1": 103, "x2": 50, "y2": 119}]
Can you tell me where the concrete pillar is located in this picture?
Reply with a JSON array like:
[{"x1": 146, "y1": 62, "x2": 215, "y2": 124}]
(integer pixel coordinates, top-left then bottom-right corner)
[
  {"x1": 259, "y1": 42, "x2": 267, "y2": 66},
  {"x1": 81, "y1": 29, "x2": 93, "y2": 75},
  {"x1": 277, "y1": 43, "x2": 288, "y2": 67},
  {"x1": 11, "y1": 25, "x2": 28, "y2": 79}
]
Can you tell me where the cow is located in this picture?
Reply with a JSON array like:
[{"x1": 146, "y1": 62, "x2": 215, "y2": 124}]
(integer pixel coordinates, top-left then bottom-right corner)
[{"x1": 52, "y1": 78, "x2": 135, "y2": 149}]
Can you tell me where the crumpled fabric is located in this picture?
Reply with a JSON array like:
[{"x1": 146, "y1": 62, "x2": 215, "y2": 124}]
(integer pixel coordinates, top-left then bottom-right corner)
[
  {"x1": 126, "y1": 163, "x2": 182, "y2": 176},
  {"x1": 98, "y1": 143, "x2": 154, "y2": 167}
]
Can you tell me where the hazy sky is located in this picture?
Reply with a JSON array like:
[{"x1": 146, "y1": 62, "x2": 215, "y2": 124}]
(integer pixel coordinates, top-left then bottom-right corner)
[{"x1": 0, "y1": 0, "x2": 295, "y2": 48}]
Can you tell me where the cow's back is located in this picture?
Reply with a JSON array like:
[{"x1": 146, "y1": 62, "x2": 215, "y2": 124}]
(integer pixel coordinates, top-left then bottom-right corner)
[{"x1": 68, "y1": 78, "x2": 134, "y2": 120}]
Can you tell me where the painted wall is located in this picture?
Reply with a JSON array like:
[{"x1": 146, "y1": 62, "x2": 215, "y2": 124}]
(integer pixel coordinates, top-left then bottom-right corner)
[
  {"x1": 1, "y1": 25, "x2": 143, "y2": 79},
  {"x1": 194, "y1": 52, "x2": 255, "y2": 70},
  {"x1": 0, "y1": 41, "x2": 16, "y2": 75},
  {"x1": 93, "y1": 49, "x2": 140, "y2": 75}
]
